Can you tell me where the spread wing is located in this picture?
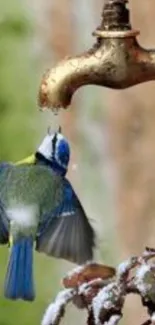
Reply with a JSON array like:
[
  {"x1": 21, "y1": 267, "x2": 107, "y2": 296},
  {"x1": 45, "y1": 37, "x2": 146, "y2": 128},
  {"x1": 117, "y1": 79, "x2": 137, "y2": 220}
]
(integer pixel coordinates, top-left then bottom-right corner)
[
  {"x1": 0, "y1": 162, "x2": 11, "y2": 244},
  {"x1": 36, "y1": 178, "x2": 96, "y2": 264}
]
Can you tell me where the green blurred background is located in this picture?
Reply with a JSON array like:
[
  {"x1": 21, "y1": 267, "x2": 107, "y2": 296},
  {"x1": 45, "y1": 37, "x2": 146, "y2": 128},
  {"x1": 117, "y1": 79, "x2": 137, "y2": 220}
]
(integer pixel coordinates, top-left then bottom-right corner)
[
  {"x1": 0, "y1": 1, "x2": 60, "y2": 324},
  {"x1": 1, "y1": 0, "x2": 155, "y2": 324}
]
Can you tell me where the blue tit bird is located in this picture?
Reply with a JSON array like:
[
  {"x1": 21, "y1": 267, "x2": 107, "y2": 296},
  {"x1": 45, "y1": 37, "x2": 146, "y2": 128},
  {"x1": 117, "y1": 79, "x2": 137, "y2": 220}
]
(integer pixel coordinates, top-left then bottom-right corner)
[{"x1": 0, "y1": 128, "x2": 95, "y2": 301}]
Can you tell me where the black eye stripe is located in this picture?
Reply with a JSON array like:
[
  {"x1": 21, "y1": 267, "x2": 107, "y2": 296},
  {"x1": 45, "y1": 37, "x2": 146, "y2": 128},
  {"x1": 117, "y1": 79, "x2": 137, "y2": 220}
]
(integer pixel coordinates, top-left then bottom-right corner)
[{"x1": 52, "y1": 133, "x2": 57, "y2": 158}]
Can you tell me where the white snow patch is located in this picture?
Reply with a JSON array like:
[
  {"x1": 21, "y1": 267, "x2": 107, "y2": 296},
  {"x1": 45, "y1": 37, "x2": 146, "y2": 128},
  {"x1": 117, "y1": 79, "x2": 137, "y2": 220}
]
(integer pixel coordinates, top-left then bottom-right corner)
[
  {"x1": 107, "y1": 314, "x2": 121, "y2": 325},
  {"x1": 135, "y1": 264, "x2": 152, "y2": 295},
  {"x1": 136, "y1": 264, "x2": 151, "y2": 279},
  {"x1": 66, "y1": 261, "x2": 94, "y2": 280},
  {"x1": 92, "y1": 283, "x2": 116, "y2": 325},
  {"x1": 67, "y1": 265, "x2": 85, "y2": 279},
  {"x1": 117, "y1": 257, "x2": 137, "y2": 278},
  {"x1": 42, "y1": 289, "x2": 73, "y2": 325},
  {"x1": 78, "y1": 282, "x2": 90, "y2": 295},
  {"x1": 117, "y1": 260, "x2": 131, "y2": 276},
  {"x1": 7, "y1": 204, "x2": 38, "y2": 227},
  {"x1": 79, "y1": 278, "x2": 103, "y2": 296}
]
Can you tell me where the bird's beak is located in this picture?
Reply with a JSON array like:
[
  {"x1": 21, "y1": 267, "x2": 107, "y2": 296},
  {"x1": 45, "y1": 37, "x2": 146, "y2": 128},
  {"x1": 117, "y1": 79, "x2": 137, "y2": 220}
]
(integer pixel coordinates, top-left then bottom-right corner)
[
  {"x1": 58, "y1": 125, "x2": 62, "y2": 133},
  {"x1": 47, "y1": 126, "x2": 52, "y2": 135},
  {"x1": 15, "y1": 154, "x2": 36, "y2": 165}
]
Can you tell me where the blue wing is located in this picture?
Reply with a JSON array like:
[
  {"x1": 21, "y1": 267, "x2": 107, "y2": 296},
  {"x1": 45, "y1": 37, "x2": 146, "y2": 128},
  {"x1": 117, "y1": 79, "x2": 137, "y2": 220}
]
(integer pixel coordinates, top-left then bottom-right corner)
[
  {"x1": 0, "y1": 202, "x2": 9, "y2": 244},
  {"x1": 0, "y1": 162, "x2": 11, "y2": 244},
  {"x1": 36, "y1": 178, "x2": 95, "y2": 264}
]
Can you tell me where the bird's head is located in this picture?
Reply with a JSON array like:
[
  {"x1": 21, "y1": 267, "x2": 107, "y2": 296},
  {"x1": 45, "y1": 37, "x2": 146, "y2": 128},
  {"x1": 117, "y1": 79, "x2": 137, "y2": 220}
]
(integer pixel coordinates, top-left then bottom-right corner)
[{"x1": 36, "y1": 127, "x2": 70, "y2": 175}]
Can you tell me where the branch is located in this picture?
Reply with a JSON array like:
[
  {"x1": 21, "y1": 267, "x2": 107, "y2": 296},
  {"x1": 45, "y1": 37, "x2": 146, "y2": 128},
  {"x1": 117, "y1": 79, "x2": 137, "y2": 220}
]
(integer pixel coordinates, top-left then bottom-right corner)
[{"x1": 41, "y1": 248, "x2": 155, "y2": 325}]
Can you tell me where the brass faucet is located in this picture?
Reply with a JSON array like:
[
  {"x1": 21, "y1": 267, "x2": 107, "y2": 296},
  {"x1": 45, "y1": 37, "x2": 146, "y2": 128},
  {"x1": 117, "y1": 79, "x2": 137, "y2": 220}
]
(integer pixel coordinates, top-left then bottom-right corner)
[{"x1": 38, "y1": 0, "x2": 155, "y2": 111}]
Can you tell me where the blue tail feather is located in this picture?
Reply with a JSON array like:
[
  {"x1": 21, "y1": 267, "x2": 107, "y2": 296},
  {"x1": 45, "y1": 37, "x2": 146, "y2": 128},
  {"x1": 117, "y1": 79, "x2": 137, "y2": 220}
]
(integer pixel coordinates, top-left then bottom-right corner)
[{"x1": 4, "y1": 237, "x2": 35, "y2": 301}]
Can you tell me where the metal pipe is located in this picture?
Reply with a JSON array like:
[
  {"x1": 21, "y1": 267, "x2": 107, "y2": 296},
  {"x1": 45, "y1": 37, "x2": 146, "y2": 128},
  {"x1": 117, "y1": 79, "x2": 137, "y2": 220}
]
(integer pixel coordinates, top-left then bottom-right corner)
[{"x1": 38, "y1": 0, "x2": 155, "y2": 111}]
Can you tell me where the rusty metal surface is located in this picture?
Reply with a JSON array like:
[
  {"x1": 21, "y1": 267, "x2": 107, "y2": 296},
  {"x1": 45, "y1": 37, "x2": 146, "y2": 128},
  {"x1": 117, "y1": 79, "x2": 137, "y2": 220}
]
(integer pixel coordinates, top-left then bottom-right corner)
[{"x1": 38, "y1": 0, "x2": 155, "y2": 110}]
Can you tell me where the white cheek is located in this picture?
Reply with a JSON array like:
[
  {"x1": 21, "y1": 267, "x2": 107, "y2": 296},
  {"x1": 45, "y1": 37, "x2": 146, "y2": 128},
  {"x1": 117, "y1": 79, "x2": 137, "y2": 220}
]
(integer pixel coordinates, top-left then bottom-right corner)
[{"x1": 38, "y1": 135, "x2": 53, "y2": 159}]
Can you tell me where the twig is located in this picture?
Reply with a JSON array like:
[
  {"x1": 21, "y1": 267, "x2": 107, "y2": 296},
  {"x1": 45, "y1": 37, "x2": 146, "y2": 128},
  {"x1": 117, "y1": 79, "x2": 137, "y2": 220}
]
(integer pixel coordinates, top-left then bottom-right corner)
[{"x1": 41, "y1": 248, "x2": 155, "y2": 325}]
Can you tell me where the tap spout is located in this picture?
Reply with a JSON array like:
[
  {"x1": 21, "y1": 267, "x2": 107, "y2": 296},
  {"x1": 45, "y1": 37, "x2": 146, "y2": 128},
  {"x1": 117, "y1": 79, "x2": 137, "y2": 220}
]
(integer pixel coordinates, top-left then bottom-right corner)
[
  {"x1": 38, "y1": 44, "x2": 110, "y2": 110},
  {"x1": 38, "y1": 0, "x2": 155, "y2": 111}
]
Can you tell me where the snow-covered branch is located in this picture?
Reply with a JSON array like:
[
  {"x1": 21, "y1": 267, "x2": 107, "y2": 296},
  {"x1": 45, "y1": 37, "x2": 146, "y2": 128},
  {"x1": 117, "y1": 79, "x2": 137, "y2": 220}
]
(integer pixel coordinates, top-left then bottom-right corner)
[{"x1": 41, "y1": 248, "x2": 155, "y2": 325}]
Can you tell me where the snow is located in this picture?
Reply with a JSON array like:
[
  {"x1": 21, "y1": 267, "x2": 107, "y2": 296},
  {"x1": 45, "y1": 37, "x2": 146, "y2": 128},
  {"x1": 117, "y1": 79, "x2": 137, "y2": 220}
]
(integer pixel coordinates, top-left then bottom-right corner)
[
  {"x1": 66, "y1": 261, "x2": 94, "y2": 280},
  {"x1": 136, "y1": 264, "x2": 151, "y2": 279},
  {"x1": 107, "y1": 314, "x2": 121, "y2": 325},
  {"x1": 78, "y1": 282, "x2": 90, "y2": 295},
  {"x1": 92, "y1": 283, "x2": 116, "y2": 325},
  {"x1": 117, "y1": 257, "x2": 137, "y2": 278},
  {"x1": 41, "y1": 289, "x2": 73, "y2": 325},
  {"x1": 78, "y1": 278, "x2": 103, "y2": 296},
  {"x1": 135, "y1": 264, "x2": 152, "y2": 295},
  {"x1": 67, "y1": 265, "x2": 86, "y2": 278},
  {"x1": 117, "y1": 260, "x2": 131, "y2": 275}
]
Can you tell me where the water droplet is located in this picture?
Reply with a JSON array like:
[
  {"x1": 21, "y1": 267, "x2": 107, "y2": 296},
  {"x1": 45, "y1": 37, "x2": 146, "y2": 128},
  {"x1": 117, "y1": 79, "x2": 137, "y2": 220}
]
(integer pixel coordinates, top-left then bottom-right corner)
[
  {"x1": 52, "y1": 106, "x2": 60, "y2": 115},
  {"x1": 39, "y1": 106, "x2": 47, "y2": 112}
]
